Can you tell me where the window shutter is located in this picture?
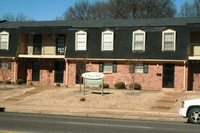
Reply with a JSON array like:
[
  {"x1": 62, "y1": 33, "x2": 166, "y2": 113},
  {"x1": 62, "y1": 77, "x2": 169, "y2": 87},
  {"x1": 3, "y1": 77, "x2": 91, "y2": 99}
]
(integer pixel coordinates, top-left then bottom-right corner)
[
  {"x1": 99, "y1": 63, "x2": 104, "y2": 72},
  {"x1": 143, "y1": 64, "x2": 148, "y2": 73},
  {"x1": 129, "y1": 64, "x2": 134, "y2": 73},
  {"x1": 113, "y1": 63, "x2": 117, "y2": 73}
]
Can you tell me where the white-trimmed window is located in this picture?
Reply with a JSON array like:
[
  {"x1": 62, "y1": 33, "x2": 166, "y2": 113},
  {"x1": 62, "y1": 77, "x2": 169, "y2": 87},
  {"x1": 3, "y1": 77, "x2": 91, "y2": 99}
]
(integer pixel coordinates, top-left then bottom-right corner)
[
  {"x1": 101, "y1": 30, "x2": 114, "y2": 51},
  {"x1": 162, "y1": 29, "x2": 176, "y2": 51},
  {"x1": 0, "y1": 31, "x2": 9, "y2": 50},
  {"x1": 0, "y1": 61, "x2": 11, "y2": 69},
  {"x1": 75, "y1": 31, "x2": 87, "y2": 51},
  {"x1": 132, "y1": 30, "x2": 146, "y2": 51},
  {"x1": 99, "y1": 62, "x2": 117, "y2": 73},
  {"x1": 129, "y1": 63, "x2": 148, "y2": 74}
]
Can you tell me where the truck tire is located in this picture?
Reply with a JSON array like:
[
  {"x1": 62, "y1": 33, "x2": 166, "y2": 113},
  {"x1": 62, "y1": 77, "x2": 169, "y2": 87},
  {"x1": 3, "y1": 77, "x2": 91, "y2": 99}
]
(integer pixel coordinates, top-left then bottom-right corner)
[{"x1": 188, "y1": 108, "x2": 200, "y2": 124}]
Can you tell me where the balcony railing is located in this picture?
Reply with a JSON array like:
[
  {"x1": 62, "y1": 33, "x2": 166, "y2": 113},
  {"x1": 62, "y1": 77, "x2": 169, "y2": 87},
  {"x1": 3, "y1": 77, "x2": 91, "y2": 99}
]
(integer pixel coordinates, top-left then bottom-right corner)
[{"x1": 18, "y1": 43, "x2": 65, "y2": 58}]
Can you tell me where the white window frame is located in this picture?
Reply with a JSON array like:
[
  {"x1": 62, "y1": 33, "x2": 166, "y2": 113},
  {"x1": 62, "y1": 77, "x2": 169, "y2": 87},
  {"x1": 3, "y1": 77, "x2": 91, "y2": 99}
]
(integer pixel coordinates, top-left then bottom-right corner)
[
  {"x1": 75, "y1": 30, "x2": 87, "y2": 51},
  {"x1": 0, "y1": 31, "x2": 9, "y2": 50},
  {"x1": 162, "y1": 29, "x2": 176, "y2": 51},
  {"x1": 132, "y1": 30, "x2": 146, "y2": 51},
  {"x1": 101, "y1": 30, "x2": 114, "y2": 51},
  {"x1": 134, "y1": 64, "x2": 144, "y2": 73},
  {"x1": 0, "y1": 61, "x2": 11, "y2": 69},
  {"x1": 103, "y1": 63, "x2": 113, "y2": 73}
]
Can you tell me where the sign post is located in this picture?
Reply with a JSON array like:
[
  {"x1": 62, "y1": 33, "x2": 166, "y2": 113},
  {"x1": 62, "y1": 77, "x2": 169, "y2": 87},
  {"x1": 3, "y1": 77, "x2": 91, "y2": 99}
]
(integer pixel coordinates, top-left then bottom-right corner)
[{"x1": 82, "y1": 72, "x2": 105, "y2": 96}]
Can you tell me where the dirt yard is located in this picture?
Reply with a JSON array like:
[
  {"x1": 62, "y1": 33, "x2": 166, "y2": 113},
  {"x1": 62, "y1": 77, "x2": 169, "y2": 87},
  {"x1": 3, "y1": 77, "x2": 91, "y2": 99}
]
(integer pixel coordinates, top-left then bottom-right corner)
[{"x1": 1, "y1": 84, "x2": 200, "y2": 112}]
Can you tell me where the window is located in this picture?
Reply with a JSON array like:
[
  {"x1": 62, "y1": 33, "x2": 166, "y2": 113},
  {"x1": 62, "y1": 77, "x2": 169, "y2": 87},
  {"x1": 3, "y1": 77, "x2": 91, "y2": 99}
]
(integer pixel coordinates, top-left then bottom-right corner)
[
  {"x1": 101, "y1": 30, "x2": 114, "y2": 51},
  {"x1": 33, "y1": 34, "x2": 42, "y2": 55},
  {"x1": 32, "y1": 61, "x2": 40, "y2": 81},
  {"x1": 129, "y1": 64, "x2": 148, "y2": 74},
  {"x1": 162, "y1": 29, "x2": 176, "y2": 51},
  {"x1": 99, "y1": 63, "x2": 117, "y2": 73},
  {"x1": 132, "y1": 30, "x2": 146, "y2": 51},
  {"x1": 0, "y1": 31, "x2": 9, "y2": 50},
  {"x1": 0, "y1": 61, "x2": 11, "y2": 69},
  {"x1": 57, "y1": 35, "x2": 65, "y2": 54},
  {"x1": 75, "y1": 31, "x2": 87, "y2": 51}
]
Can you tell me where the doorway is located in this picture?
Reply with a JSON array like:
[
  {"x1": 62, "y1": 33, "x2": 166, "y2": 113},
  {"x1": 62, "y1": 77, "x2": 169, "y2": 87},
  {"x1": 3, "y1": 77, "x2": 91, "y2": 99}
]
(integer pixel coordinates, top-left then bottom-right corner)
[
  {"x1": 162, "y1": 64, "x2": 175, "y2": 88},
  {"x1": 54, "y1": 61, "x2": 64, "y2": 83}
]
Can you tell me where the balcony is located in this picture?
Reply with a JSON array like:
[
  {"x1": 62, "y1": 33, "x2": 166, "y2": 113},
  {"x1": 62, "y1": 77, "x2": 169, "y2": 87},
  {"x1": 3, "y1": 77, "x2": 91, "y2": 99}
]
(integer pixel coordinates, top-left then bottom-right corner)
[
  {"x1": 18, "y1": 34, "x2": 65, "y2": 59},
  {"x1": 18, "y1": 44, "x2": 65, "y2": 59},
  {"x1": 188, "y1": 43, "x2": 200, "y2": 60}
]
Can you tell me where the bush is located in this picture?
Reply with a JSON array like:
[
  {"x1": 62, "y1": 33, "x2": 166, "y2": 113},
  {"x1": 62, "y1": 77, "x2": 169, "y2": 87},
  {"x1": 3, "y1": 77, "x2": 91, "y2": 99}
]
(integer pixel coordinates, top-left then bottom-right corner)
[
  {"x1": 115, "y1": 82, "x2": 126, "y2": 89},
  {"x1": 103, "y1": 83, "x2": 109, "y2": 88},
  {"x1": 16, "y1": 79, "x2": 24, "y2": 85},
  {"x1": 5, "y1": 80, "x2": 11, "y2": 84},
  {"x1": 129, "y1": 83, "x2": 141, "y2": 90}
]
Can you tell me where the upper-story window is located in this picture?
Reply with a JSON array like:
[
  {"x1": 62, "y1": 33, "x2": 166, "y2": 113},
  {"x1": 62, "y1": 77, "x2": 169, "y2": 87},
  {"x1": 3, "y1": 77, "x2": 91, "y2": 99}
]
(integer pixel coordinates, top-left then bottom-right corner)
[
  {"x1": 132, "y1": 30, "x2": 146, "y2": 51},
  {"x1": 57, "y1": 35, "x2": 65, "y2": 54},
  {"x1": 75, "y1": 31, "x2": 87, "y2": 51},
  {"x1": 101, "y1": 30, "x2": 114, "y2": 51},
  {"x1": 33, "y1": 34, "x2": 42, "y2": 55},
  {"x1": 0, "y1": 31, "x2": 9, "y2": 50},
  {"x1": 162, "y1": 29, "x2": 176, "y2": 51}
]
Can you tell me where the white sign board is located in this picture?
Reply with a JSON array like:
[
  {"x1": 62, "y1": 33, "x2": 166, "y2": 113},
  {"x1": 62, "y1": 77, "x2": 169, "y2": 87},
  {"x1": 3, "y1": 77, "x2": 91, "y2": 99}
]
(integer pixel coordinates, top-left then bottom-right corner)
[
  {"x1": 82, "y1": 72, "x2": 105, "y2": 95},
  {"x1": 82, "y1": 72, "x2": 104, "y2": 80}
]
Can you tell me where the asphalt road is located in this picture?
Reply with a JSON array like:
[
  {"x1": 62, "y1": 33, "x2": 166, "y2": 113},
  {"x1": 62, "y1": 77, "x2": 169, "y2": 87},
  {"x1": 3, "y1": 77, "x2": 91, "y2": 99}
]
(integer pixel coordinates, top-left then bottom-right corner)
[{"x1": 0, "y1": 112, "x2": 199, "y2": 133}]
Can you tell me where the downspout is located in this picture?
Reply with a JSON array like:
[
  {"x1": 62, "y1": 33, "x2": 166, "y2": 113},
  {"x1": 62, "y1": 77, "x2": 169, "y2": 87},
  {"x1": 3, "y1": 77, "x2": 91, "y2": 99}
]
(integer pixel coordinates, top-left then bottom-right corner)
[
  {"x1": 183, "y1": 60, "x2": 187, "y2": 91},
  {"x1": 65, "y1": 59, "x2": 69, "y2": 87}
]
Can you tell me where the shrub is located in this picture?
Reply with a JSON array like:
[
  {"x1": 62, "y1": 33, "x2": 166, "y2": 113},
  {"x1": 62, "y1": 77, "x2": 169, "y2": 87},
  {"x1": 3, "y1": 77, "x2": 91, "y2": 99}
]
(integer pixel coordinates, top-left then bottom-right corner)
[
  {"x1": 16, "y1": 79, "x2": 24, "y2": 85},
  {"x1": 103, "y1": 83, "x2": 109, "y2": 88},
  {"x1": 115, "y1": 82, "x2": 126, "y2": 89},
  {"x1": 5, "y1": 80, "x2": 11, "y2": 84},
  {"x1": 129, "y1": 83, "x2": 141, "y2": 90}
]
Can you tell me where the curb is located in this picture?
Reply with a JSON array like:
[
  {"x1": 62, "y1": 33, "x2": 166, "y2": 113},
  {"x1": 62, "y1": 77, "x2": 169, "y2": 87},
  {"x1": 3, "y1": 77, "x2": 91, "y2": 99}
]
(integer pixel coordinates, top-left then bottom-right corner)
[{"x1": 1, "y1": 104, "x2": 186, "y2": 123}]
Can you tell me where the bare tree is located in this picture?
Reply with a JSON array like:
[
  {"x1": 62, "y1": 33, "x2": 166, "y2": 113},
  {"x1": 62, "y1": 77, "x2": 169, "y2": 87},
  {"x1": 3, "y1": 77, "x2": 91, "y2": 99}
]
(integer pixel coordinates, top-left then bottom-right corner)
[
  {"x1": 180, "y1": 0, "x2": 200, "y2": 17},
  {"x1": 0, "y1": 13, "x2": 33, "y2": 22},
  {"x1": 109, "y1": 0, "x2": 176, "y2": 19},
  {"x1": 0, "y1": 59, "x2": 11, "y2": 89},
  {"x1": 63, "y1": 0, "x2": 176, "y2": 20}
]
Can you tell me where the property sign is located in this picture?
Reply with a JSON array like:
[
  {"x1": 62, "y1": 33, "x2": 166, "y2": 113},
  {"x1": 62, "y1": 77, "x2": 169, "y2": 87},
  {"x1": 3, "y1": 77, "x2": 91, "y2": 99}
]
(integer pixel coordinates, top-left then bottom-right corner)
[{"x1": 82, "y1": 72, "x2": 104, "y2": 95}]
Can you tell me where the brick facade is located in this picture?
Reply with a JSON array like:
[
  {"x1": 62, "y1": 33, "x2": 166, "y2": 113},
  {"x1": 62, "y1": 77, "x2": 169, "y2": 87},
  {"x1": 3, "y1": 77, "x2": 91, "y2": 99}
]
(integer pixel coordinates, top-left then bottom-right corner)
[{"x1": 67, "y1": 61, "x2": 186, "y2": 91}]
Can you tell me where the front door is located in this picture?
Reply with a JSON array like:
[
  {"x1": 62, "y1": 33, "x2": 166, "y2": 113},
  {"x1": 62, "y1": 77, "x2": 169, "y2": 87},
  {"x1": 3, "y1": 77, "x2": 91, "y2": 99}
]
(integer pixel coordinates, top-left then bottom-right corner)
[
  {"x1": 163, "y1": 64, "x2": 175, "y2": 88},
  {"x1": 54, "y1": 61, "x2": 64, "y2": 83},
  {"x1": 76, "y1": 62, "x2": 86, "y2": 84}
]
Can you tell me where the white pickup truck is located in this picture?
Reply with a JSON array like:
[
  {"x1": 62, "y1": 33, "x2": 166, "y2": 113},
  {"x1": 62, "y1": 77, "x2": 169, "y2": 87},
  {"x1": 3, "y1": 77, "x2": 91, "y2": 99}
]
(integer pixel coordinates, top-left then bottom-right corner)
[{"x1": 179, "y1": 99, "x2": 200, "y2": 124}]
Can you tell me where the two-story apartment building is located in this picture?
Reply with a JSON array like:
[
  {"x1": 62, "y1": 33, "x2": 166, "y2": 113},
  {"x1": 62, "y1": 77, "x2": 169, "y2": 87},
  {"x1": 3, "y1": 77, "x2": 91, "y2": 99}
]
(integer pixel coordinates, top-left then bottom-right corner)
[{"x1": 0, "y1": 18, "x2": 200, "y2": 91}]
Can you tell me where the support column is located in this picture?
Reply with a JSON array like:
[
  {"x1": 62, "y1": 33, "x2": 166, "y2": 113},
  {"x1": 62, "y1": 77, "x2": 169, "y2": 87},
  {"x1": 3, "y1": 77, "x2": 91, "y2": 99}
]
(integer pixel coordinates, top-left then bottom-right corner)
[
  {"x1": 183, "y1": 61, "x2": 187, "y2": 91},
  {"x1": 65, "y1": 59, "x2": 69, "y2": 87}
]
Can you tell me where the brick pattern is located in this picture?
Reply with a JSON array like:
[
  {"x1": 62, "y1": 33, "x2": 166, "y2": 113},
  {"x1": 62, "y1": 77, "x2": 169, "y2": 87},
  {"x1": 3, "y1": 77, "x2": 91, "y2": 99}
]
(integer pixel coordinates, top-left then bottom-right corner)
[{"x1": 67, "y1": 62, "x2": 186, "y2": 91}]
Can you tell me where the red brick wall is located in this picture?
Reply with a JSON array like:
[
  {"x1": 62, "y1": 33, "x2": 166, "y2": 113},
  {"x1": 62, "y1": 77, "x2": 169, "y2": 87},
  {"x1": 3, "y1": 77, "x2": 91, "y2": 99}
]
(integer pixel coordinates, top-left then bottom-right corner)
[
  {"x1": 0, "y1": 61, "x2": 15, "y2": 83},
  {"x1": 26, "y1": 59, "x2": 66, "y2": 86},
  {"x1": 67, "y1": 62, "x2": 186, "y2": 91}
]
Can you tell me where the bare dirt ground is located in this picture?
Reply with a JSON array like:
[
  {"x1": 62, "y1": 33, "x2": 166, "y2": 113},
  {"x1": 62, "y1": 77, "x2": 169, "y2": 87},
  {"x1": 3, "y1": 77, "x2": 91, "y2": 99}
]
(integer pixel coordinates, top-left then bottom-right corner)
[
  {"x1": 0, "y1": 84, "x2": 34, "y2": 103},
  {"x1": 1, "y1": 84, "x2": 200, "y2": 112}
]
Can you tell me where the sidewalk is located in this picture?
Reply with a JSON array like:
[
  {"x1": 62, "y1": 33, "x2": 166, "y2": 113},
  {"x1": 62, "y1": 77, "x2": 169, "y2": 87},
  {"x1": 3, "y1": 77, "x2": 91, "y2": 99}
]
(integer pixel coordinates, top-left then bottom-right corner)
[{"x1": 0, "y1": 103, "x2": 186, "y2": 123}]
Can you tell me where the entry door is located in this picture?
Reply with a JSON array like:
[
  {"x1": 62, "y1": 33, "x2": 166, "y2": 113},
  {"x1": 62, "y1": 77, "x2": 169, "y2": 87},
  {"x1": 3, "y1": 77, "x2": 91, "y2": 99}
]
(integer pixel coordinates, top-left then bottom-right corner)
[
  {"x1": 76, "y1": 62, "x2": 86, "y2": 84},
  {"x1": 54, "y1": 61, "x2": 64, "y2": 83},
  {"x1": 162, "y1": 64, "x2": 175, "y2": 88}
]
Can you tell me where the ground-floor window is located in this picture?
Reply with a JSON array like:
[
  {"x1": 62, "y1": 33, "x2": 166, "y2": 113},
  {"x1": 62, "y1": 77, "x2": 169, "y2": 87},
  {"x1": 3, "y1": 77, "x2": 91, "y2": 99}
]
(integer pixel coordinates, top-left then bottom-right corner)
[
  {"x1": 99, "y1": 62, "x2": 117, "y2": 73},
  {"x1": 32, "y1": 61, "x2": 40, "y2": 81}
]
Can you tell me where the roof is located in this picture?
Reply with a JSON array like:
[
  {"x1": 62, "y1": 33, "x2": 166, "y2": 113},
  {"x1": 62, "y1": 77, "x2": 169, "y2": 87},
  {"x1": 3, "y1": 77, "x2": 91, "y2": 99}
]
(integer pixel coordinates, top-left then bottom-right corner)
[{"x1": 0, "y1": 17, "x2": 200, "y2": 29}]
